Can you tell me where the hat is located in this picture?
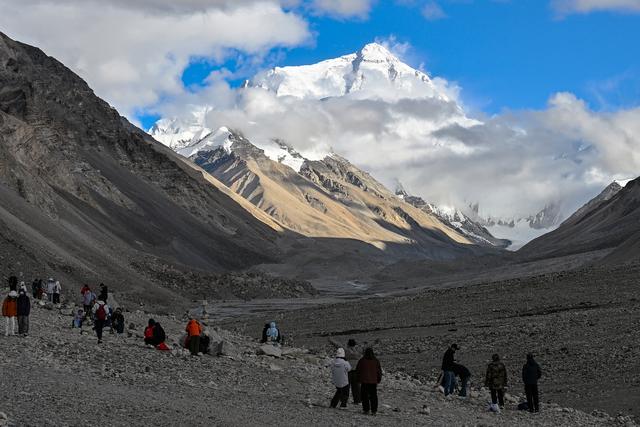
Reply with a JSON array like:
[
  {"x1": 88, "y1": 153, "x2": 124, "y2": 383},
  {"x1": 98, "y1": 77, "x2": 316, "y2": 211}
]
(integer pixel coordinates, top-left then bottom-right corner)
[
  {"x1": 336, "y1": 348, "x2": 345, "y2": 358},
  {"x1": 8, "y1": 290, "x2": 17, "y2": 298},
  {"x1": 347, "y1": 339, "x2": 357, "y2": 347},
  {"x1": 451, "y1": 343, "x2": 459, "y2": 350}
]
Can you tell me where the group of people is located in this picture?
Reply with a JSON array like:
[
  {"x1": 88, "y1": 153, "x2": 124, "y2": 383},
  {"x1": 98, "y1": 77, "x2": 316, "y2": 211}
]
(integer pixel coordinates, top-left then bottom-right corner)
[
  {"x1": 441, "y1": 343, "x2": 543, "y2": 414},
  {"x1": 27, "y1": 277, "x2": 62, "y2": 303},
  {"x1": 329, "y1": 339, "x2": 383, "y2": 416}
]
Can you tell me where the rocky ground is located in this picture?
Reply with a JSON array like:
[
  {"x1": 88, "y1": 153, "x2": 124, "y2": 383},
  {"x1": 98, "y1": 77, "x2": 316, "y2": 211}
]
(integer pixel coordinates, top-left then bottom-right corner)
[
  {"x1": 225, "y1": 261, "x2": 640, "y2": 423},
  {"x1": 0, "y1": 299, "x2": 633, "y2": 426}
]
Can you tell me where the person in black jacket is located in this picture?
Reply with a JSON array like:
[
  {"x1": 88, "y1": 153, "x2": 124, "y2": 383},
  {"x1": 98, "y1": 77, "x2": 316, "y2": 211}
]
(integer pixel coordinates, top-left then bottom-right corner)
[
  {"x1": 16, "y1": 290, "x2": 31, "y2": 336},
  {"x1": 441, "y1": 344, "x2": 459, "y2": 396},
  {"x1": 453, "y1": 363, "x2": 471, "y2": 397},
  {"x1": 522, "y1": 353, "x2": 542, "y2": 412}
]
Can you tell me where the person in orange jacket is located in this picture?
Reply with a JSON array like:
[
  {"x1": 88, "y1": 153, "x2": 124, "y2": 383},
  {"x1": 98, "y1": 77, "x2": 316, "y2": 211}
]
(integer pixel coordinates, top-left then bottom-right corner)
[
  {"x1": 2, "y1": 290, "x2": 18, "y2": 336},
  {"x1": 185, "y1": 316, "x2": 203, "y2": 356}
]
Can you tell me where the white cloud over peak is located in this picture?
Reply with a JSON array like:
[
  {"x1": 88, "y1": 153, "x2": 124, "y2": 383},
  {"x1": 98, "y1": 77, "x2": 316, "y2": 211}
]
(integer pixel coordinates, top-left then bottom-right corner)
[
  {"x1": 553, "y1": 0, "x2": 640, "y2": 15},
  {"x1": 422, "y1": 1, "x2": 447, "y2": 21},
  {"x1": 0, "y1": 1, "x2": 310, "y2": 117}
]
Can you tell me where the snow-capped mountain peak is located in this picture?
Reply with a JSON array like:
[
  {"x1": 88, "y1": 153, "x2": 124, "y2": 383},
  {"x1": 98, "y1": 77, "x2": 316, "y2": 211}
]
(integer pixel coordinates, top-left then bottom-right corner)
[{"x1": 249, "y1": 42, "x2": 448, "y2": 102}]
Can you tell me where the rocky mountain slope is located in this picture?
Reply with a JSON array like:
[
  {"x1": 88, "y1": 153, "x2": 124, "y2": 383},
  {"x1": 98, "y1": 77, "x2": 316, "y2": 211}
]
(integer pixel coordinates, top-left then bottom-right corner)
[
  {"x1": 0, "y1": 300, "x2": 629, "y2": 426},
  {"x1": 519, "y1": 177, "x2": 640, "y2": 261},
  {"x1": 167, "y1": 126, "x2": 495, "y2": 261},
  {"x1": 0, "y1": 32, "x2": 284, "y2": 308}
]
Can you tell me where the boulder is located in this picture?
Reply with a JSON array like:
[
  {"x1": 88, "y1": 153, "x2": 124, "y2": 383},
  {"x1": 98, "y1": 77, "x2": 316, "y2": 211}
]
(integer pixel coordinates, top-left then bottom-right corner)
[{"x1": 257, "y1": 344, "x2": 282, "y2": 358}]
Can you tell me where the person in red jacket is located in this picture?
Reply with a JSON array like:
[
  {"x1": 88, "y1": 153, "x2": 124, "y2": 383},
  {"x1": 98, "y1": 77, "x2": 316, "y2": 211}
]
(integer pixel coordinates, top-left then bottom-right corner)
[
  {"x1": 2, "y1": 290, "x2": 18, "y2": 336},
  {"x1": 356, "y1": 347, "x2": 383, "y2": 415}
]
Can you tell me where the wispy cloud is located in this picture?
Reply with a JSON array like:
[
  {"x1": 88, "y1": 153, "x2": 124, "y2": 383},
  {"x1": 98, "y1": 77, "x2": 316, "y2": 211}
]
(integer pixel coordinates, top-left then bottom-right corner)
[
  {"x1": 552, "y1": 0, "x2": 640, "y2": 16},
  {"x1": 422, "y1": 1, "x2": 448, "y2": 20}
]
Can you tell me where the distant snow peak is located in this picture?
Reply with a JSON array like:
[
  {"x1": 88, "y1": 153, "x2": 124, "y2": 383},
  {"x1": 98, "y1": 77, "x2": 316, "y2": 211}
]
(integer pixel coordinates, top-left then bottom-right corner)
[{"x1": 176, "y1": 126, "x2": 233, "y2": 158}]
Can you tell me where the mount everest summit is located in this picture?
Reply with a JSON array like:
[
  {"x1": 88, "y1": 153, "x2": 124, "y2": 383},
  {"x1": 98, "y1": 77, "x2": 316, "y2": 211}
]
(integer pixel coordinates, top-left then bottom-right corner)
[{"x1": 150, "y1": 42, "x2": 568, "y2": 248}]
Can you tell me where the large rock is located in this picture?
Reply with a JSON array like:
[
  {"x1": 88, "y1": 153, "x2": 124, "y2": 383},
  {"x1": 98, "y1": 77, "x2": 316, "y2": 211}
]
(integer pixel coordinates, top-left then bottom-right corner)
[{"x1": 258, "y1": 344, "x2": 282, "y2": 358}]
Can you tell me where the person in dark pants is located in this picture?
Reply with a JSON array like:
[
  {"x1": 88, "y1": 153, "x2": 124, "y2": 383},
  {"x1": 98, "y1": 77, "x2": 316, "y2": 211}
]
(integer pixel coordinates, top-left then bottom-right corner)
[
  {"x1": 328, "y1": 337, "x2": 362, "y2": 404},
  {"x1": 92, "y1": 299, "x2": 110, "y2": 344},
  {"x1": 329, "y1": 348, "x2": 351, "y2": 408},
  {"x1": 453, "y1": 363, "x2": 471, "y2": 397},
  {"x1": 441, "y1": 343, "x2": 459, "y2": 396},
  {"x1": 356, "y1": 347, "x2": 382, "y2": 415},
  {"x1": 523, "y1": 353, "x2": 542, "y2": 412},
  {"x1": 485, "y1": 354, "x2": 508, "y2": 408}
]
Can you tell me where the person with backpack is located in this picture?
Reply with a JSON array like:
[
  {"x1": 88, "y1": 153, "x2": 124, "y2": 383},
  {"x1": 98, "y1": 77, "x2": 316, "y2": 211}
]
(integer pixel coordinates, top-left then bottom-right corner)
[
  {"x1": 16, "y1": 289, "x2": 30, "y2": 336},
  {"x1": 356, "y1": 347, "x2": 382, "y2": 416},
  {"x1": 92, "y1": 299, "x2": 110, "y2": 344},
  {"x1": 2, "y1": 290, "x2": 18, "y2": 336},
  {"x1": 523, "y1": 353, "x2": 542, "y2": 413},
  {"x1": 441, "y1": 343, "x2": 459, "y2": 396},
  {"x1": 186, "y1": 317, "x2": 203, "y2": 355},
  {"x1": 330, "y1": 348, "x2": 351, "y2": 409},
  {"x1": 485, "y1": 354, "x2": 508, "y2": 409}
]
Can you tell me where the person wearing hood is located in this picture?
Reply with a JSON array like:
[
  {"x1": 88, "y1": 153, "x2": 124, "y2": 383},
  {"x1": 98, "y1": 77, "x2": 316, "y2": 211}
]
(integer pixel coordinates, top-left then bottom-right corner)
[
  {"x1": 356, "y1": 347, "x2": 382, "y2": 416},
  {"x1": 92, "y1": 299, "x2": 110, "y2": 344},
  {"x1": 328, "y1": 337, "x2": 362, "y2": 404},
  {"x1": 485, "y1": 354, "x2": 508, "y2": 408},
  {"x1": 330, "y1": 348, "x2": 352, "y2": 409},
  {"x1": 2, "y1": 290, "x2": 18, "y2": 336},
  {"x1": 266, "y1": 321, "x2": 281, "y2": 344},
  {"x1": 16, "y1": 290, "x2": 31, "y2": 336},
  {"x1": 523, "y1": 353, "x2": 542, "y2": 413}
]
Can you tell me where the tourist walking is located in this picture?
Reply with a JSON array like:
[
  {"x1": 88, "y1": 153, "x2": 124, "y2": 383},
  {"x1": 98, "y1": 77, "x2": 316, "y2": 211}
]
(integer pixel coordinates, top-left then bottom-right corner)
[
  {"x1": 16, "y1": 289, "x2": 30, "y2": 336},
  {"x1": 485, "y1": 354, "x2": 508, "y2": 408},
  {"x1": 356, "y1": 347, "x2": 382, "y2": 416},
  {"x1": 330, "y1": 348, "x2": 351, "y2": 409},
  {"x1": 523, "y1": 353, "x2": 542, "y2": 412},
  {"x1": 2, "y1": 290, "x2": 18, "y2": 336},
  {"x1": 441, "y1": 343, "x2": 459, "y2": 396},
  {"x1": 92, "y1": 299, "x2": 110, "y2": 344}
]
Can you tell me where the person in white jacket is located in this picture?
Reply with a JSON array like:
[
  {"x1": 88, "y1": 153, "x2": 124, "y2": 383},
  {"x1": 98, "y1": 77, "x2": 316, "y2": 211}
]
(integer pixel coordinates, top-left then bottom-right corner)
[{"x1": 330, "y1": 348, "x2": 352, "y2": 408}]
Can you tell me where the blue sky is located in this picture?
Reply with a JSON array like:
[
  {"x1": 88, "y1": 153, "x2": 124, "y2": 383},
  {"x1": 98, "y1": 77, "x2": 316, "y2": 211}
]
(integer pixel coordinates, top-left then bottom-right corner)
[{"x1": 156, "y1": 0, "x2": 640, "y2": 130}]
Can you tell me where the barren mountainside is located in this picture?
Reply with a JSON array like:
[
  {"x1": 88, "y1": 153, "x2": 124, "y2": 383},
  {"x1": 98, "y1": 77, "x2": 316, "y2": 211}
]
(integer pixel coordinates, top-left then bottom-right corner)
[{"x1": 0, "y1": 32, "x2": 282, "y2": 308}]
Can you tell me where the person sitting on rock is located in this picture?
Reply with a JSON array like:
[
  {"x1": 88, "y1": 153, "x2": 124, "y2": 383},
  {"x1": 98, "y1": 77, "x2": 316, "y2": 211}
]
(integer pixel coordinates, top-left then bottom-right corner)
[
  {"x1": 330, "y1": 348, "x2": 352, "y2": 409},
  {"x1": 2, "y1": 290, "x2": 18, "y2": 336},
  {"x1": 72, "y1": 309, "x2": 84, "y2": 329},
  {"x1": 111, "y1": 307, "x2": 125, "y2": 334},
  {"x1": 453, "y1": 363, "x2": 471, "y2": 398},
  {"x1": 485, "y1": 354, "x2": 508, "y2": 408},
  {"x1": 265, "y1": 322, "x2": 281, "y2": 345},
  {"x1": 16, "y1": 289, "x2": 31, "y2": 336},
  {"x1": 185, "y1": 317, "x2": 203, "y2": 356}
]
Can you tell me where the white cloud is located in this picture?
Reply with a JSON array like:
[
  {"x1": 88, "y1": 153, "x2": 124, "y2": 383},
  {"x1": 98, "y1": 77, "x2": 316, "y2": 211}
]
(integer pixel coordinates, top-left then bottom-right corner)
[
  {"x1": 0, "y1": 1, "x2": 310, "y2": 117},
  {"x1": 310, "y1": 0, "x2": 375, "y2": 18},
  {"x1": 421, "y1": 1, "x2": 447, "y2": 20},
  {"x1": 553, "y1": 0, "x2": 640, "y2": 15}
]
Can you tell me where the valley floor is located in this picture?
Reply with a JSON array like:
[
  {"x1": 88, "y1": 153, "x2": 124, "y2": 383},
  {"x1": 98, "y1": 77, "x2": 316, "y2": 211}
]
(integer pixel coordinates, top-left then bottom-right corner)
[
  {"x1": 225, "y1": 261, "x2": 640, "y2": 423},
  {"x1": 0, "y1": 301, "x2": 631, "y2": 426}
]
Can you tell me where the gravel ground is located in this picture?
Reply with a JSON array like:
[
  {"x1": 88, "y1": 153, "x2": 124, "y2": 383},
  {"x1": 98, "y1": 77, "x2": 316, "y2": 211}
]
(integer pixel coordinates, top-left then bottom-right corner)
[{"x1": 0, "y1": 301, "x2": 631, "y2": 426}]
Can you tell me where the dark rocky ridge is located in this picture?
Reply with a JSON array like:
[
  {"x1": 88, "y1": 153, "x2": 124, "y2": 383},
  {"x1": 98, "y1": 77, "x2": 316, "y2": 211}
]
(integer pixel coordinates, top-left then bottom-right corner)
[{"x1": 0, "y1": 32, "x2": 282, "y2": 309}]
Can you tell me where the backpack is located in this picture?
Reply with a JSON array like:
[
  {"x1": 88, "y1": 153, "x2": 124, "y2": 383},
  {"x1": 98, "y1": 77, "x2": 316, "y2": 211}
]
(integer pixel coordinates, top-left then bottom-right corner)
[{"x1": 96, "y1": 304, "x2": 107, "y2": 321}]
